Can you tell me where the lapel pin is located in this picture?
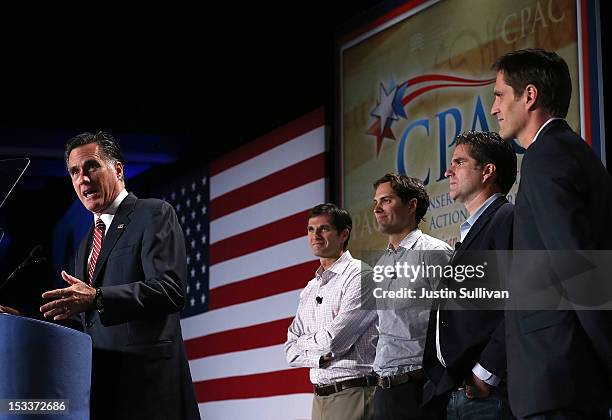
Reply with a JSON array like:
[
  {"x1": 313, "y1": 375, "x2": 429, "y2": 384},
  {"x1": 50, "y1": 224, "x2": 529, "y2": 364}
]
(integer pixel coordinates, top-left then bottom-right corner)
[{"x1": 117, "y1": 224, "x2": 125, "y2": 229}]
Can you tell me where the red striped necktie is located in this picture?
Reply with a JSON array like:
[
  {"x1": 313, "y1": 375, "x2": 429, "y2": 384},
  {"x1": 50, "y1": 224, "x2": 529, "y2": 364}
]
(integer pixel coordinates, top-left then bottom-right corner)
[{"x1": 88, "y1": 218, "x2": 106, "y2": 285}]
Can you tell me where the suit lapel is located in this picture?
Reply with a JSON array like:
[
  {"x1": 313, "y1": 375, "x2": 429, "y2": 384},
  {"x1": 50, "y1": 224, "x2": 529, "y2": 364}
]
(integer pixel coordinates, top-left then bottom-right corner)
[
  {"x1": 450, "y1": 197, "x2": 507, "y2": 264},
  {"x1": 91, "y1": 193, "x2": 137, "y2": 286},
  {"x1": 76, "y1": 226, "x2": 94, "y2": 281}
]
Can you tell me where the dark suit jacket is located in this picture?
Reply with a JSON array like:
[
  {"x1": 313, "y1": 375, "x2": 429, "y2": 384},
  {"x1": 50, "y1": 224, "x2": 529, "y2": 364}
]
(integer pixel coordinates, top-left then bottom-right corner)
[
  {"x1": 75, "y1": 193, "x2": 200, "y2": 420},
  {"x1": 423, "y1": 196, "x2": 512, "y2": 404},
  {"x1": 506, "y1": 120, "x2": 612, "y2": 417}
]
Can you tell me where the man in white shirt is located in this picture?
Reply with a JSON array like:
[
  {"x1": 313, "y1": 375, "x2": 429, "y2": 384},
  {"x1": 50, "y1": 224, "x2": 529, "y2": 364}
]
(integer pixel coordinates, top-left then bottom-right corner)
[
  {"x1": 371, "y1": 173, "x2": 452, "y2": 420},
  {"x1": 285, "y1": 203, "x2": 377, "y2": 420}
]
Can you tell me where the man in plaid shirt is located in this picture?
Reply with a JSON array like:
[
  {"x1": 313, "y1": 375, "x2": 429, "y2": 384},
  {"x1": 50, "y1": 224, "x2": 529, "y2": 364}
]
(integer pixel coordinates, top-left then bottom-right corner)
[{"x1": 285, "y1": 203, "x2": 377, "y2": 420}]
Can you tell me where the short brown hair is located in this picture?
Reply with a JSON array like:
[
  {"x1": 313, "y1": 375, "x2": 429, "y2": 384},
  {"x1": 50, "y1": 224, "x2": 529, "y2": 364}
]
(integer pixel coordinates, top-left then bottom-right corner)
[
  {"x1": 373, "y1": 173, "x2": 429, "y2": 224},
  {"x1": 492, "y1": 49, "x2": 571, "y2": 118},
  {"x1": 455, "y1": 131, "x2": 517, "y2": 194},
  {"x1": 308, "y1": 203, "x2": 352, "y2": 250}
]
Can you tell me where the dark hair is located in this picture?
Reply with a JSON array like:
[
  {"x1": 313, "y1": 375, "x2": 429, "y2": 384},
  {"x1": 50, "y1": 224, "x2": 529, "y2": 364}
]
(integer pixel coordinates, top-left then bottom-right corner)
[
  {"x1": 308, "y1": 203, "x2": 352, "y2": 250},
  {"x1": 492, "y1": 48, "x2": 571, "y2": 118},
  {"x1": 455, "y1": 131, "x2": 517, "y2": 194},
  {"x1": 64, "y1": 131, "x2": 125, "y2": 166},
  {"x1": 373, "y1": 173, "x2": 430, "y2": 224}
]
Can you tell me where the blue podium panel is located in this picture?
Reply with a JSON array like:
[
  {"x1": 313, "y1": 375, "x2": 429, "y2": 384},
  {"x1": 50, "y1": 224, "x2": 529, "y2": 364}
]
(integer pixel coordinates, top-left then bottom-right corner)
[{"x1": 0, "y1": 314, "x2": 92, "y2": 420}]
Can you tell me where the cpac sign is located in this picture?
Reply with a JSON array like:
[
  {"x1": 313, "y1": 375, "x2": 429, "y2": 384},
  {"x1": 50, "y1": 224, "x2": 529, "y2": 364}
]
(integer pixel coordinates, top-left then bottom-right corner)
[
  {"x1": 366, "y1": 74, "x2": 522, "y2": 186},
  {"x1": 395, "y1": 95, "x2": 525, "y2": 185}
]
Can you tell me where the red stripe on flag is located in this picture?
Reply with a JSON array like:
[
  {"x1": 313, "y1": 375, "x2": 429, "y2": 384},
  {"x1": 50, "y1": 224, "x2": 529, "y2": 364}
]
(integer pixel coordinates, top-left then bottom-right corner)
[
  {"x1": 210, "y1": 153, "x2": 325, "y2": 221},
  {"x1": 208, "y1": 260, "x2": 318, "y2": 310},
  {"x1": 210, "y1": 210, "x2": 312, "y2": 265},
  {"x1": 211, "y1": 107, "x2": 324, "y2": 176},
  {"x1": 194, "y1": 368, "x2": 312, "y2": 402},
  {"x1": 185, "y1": 317, "x2": 295, "y2": 359}
]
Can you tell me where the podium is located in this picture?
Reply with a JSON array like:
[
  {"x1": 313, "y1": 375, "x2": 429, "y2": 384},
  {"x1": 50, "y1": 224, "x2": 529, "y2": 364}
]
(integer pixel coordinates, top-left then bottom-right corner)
[{"x1": 0, "y1": 314, "x2": 92, "y2": 419}]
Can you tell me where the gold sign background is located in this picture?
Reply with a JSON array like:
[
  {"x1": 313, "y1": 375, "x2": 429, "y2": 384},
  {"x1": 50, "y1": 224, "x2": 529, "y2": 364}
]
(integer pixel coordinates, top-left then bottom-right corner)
[{"x1": 341, "y1": 0, "x2": 580, "y2": 257}]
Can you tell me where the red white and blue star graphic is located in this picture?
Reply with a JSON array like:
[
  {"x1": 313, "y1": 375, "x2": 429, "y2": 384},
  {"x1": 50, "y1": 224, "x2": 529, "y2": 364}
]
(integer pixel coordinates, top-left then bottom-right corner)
[{"x1": 366, "y1": 74, "x2": 495, "y2": 156}]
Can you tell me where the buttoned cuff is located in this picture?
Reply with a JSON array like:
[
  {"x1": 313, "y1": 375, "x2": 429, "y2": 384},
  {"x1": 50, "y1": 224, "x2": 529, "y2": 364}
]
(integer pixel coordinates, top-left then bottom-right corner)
[{"x1": 472, "y1": 362, "x2": 501, "y2": 386}]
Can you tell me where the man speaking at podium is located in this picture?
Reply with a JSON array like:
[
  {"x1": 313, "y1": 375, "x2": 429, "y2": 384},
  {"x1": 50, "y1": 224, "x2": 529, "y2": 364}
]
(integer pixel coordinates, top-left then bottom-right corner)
[{"x1": 40, "y1": 131, "x2": 200, "y2": 420}]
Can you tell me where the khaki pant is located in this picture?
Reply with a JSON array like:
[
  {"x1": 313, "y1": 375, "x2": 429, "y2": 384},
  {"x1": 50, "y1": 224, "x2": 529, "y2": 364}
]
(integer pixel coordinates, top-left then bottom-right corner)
[{"x1": 312, "y1": 386, "x2": 375, "y2": 420}]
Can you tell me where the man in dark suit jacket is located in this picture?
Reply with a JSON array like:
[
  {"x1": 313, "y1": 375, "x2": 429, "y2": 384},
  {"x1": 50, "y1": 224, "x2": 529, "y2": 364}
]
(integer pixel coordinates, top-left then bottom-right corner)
[
  {"x1": 423, "y1": 131, "x2": 516, "y2": 419},
  {"x1": 41, "y1": 131, "x2": 200, "y2": 420},
  {"x1": 491, "y1": 49, "x2": 612, "y2": 419}
]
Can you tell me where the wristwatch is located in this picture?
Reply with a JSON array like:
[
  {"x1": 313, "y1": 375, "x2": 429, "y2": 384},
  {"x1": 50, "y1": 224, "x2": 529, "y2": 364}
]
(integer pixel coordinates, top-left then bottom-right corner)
[{"x1": 94, "y1": 287, "x2": 104, "y2": 312}]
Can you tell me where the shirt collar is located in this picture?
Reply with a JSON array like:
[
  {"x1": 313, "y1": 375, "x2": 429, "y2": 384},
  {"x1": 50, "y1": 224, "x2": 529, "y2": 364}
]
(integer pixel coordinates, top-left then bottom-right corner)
[
  {"x1": 387, "y1": 228, "x2": 422, "y2": 253},
  {"x1": 460, "y1": 193, "x2": 503, "y2": 242},
  {"x1": 530, "y1": 117, "x2": 563, "y2": 146},
  {"x1": 315, "y1": 250, "x2": 353, "y2": 283},
  {"x1": 93, "y1": 189, "x2": 128, "y2": 226}
]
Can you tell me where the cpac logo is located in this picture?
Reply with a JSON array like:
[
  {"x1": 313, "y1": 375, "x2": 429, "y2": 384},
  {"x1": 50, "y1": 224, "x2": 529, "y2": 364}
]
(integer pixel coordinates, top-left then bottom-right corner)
[{"x1": 367, "y1": 74, "x2": 521, "y2": 185}]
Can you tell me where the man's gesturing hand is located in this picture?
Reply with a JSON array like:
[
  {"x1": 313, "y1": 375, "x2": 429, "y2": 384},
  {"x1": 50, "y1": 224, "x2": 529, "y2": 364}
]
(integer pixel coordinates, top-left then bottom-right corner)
[{"x1": 40, "y1": 271, "x2": 96, "y2": 320}]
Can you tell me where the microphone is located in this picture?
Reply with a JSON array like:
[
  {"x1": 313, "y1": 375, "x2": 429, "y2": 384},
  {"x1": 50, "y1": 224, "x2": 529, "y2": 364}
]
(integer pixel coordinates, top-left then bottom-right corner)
[
  {"x1": 0, "y1": 245, "x2": 47, "y2": 293},
  {"x1": 315, "y1": 296, "x2": 323, "y2": 304},
  {"x1": 454, "y1": 241, "x2": 462, "y2": 250}
]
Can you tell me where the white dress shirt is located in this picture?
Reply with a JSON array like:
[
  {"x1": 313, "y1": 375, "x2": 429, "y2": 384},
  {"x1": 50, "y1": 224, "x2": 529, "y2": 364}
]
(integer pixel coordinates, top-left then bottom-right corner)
[
  {"x1": 87, "y1": 189, "x2": 128, "y2": 265},
  {"x1": 285, "y1": 251, "x2": 378, "y2": 385}
]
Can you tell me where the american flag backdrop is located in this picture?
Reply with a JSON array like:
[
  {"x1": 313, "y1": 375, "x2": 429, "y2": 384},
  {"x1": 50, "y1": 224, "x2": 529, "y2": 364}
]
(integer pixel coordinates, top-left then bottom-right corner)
[
  {"x1": 165, "y1": 108, "x2": 327, "y2": 419},
  {"x1": 160, "y1": 168, "x2": 210, "y2": 318}
]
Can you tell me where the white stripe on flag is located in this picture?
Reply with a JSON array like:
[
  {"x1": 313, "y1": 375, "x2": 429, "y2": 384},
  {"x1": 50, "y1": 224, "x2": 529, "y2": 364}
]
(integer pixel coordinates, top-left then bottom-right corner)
[
  {"x1": 189, "y1": 344, "x2": 291, "y2": 382},
  {"x1": 210, "y1": 126, "x2": 325, "y2": 199},
  {"x1": 210, "y1": 178, "x2": 325, "y2": 244},
  {"x1": 199, "y1": 394, "x2": 314, "y2": 420},
  {"x1": 209, "y1": 236, "x2": 316, "y2": 289},
  {"x1": 181, "y1": 289, "x2": 301, "y2": 339}
]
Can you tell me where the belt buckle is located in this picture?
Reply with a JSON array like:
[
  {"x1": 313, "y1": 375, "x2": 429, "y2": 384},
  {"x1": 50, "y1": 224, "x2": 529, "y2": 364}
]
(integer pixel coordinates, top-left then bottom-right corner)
[
  {"x1": 315, "y1": 385, "x2": 328, "y2": 396},
  {"x1": 379, "y1": 376, "x2": 392, "y2": 389}
]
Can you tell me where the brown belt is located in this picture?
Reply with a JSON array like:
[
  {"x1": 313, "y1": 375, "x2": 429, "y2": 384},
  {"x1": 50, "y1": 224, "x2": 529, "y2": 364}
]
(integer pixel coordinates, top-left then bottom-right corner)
[
  {"x1": 376, "y1": 369, "x2": 425, "y2": 389},
  {"x1": 314, "y1": 375, "x2": 378, "y2": 397}
]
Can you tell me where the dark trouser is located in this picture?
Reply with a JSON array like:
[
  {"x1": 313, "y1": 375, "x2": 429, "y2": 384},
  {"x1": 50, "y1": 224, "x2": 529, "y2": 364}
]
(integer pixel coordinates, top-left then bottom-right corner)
[
  {"x1": 374, "y1": 380, "x2": 446, "y2": 420},
  {"x1": 520, "y1": 406, "x2": 611, "y2": 420},
  {"x1": 446, "y1": 388, "x2": 512, "y2": 420}
]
